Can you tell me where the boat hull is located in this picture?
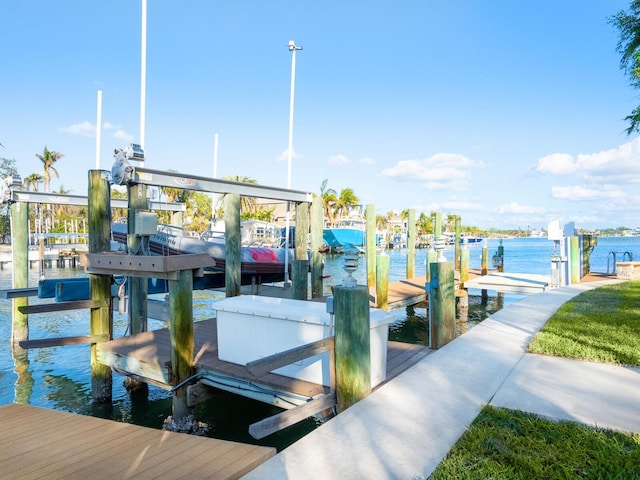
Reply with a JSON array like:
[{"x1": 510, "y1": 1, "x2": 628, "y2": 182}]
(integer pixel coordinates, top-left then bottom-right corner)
[
  {"x1": 323, "y1": 227, "x2": 365, "y2": 248},
  {"x1": 111, "y1": 223, "x2": 292, "y2": 287}
]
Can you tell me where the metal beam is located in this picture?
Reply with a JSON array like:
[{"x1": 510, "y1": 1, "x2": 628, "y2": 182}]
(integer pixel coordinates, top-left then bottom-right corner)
[
  {"x1": 10, "y1": 191, "x2": 185, "y2": 211},
  {"x1": 132, "y1": 167, "x2": 313, "y2": 203}
]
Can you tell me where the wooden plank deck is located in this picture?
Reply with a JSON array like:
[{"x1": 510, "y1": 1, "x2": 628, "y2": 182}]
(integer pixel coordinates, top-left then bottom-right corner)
[
  {"x1": 0, "y1": 403, "x2": 275, "y2": 480},
  {"x1": 97, "y1": 318, "x2": 432, "y2": 409},
  {"x1": 373, "y1": 269, "x2": 484, "y2": 310}
]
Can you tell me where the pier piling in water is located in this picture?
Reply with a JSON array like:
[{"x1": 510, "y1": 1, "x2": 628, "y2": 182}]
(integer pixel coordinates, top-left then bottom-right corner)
[
  {"x1": 460, "y1": 247, "x2": 469, "y2": 284},
  {"x1": 311, "y1": 196, "x2": 324, "y2": 298},
  {"x1": 366, "y1": 204, "x2": 376, "y2": 288},
  {"x1": 407, "y1": 209, "x2": 416, "y2": 279},
  {"x1": 10, "y1": 201, "x2": 28, "y2": 345},
  {"x1": 128, "y1": 183, "x2": 148, "y2": 335},
  {"x1": 334, "y1": 284, "x2": 371, "y2": 412},
  {"x1": 225, "y1": 193, "x2": 241, "y2": 297},
  {"x1": 88, "y1": 170, "x2": 113, "y2": 403},
  {"x1": 293, "y1": 202, "x2": 309, "y2": 300},
  {"x1": 454, "y1": 215, "x2": 461, "y2": 269},
  {"x1": 169, "y1": 269, "x2": 195, "y2": 419},
  {"x1": 428, "y1": 261, "x2": 455, "y2": 349},
  {"x1": 375, "y1": 253, "x2": 390, "y2": 310}
]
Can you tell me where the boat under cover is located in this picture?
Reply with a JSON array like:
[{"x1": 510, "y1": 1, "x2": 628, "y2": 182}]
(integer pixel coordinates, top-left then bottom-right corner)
[{"x1": 111, "y1": 223, "x2": 294, "y2": 287}]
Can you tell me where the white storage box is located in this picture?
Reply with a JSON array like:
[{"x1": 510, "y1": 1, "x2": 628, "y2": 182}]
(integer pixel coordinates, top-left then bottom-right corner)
[{"x1": 214, "y1": 295, "x2": 393, "y2": 387}]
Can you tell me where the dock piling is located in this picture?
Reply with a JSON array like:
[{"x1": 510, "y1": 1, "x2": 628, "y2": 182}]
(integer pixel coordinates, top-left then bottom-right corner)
[
  {"x1": 366, "y1": 204, "x2": 376, "y2": 287},
  {"x1": 375, "y1": 253, "x2": 390, "y2": 310},
  {"x1": 10, "y1": 201, "x2": 28, "y2": 345},
  {"x1": 310, "y1": 196, "x2": 324, "y2": 298},
  {"x1": 169, "y1": 269, "x2": 195, "y2": 419},
  {"x1": 88, "y1": 170, "x2": 113, "y2": 403},
  {"x1": 407, "y1": 209, "x2": 416, "y2": 279},
  {"x1": 293, "y1": 202, "x2": 309, "y2": 300},
  {"x1": 225, "y1": 193, "x2": 241, "y2": 297},
  {"x1": 428, "y1": 261, "x2": 455, "y2": 349},
  {"x1": 334, "y1": 284, "x2": 371, "y2": 412}
]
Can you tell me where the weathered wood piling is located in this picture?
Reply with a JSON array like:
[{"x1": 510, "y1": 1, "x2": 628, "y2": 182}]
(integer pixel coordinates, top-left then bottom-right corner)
[
  {"x1": 334, "y1": 284, "x2": 371, "y2": 412},
  {"x1": 10, "y1": 201, "x2": 28, "y2": 345},
  {"x1": 428, "y1": 261, "x2": 455, "y2": 349},
  {"x1": 88, "y1": 170, "x2": 113, "y2": 403}
]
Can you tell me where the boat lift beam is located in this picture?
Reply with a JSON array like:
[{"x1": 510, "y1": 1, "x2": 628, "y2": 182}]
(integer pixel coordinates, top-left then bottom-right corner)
[
  {"x1": 9, "y1": 191, "x2": 185, "y2": 212},
  {"x1": 114, "y1": 163, "x2": 313, "y2": 204}
]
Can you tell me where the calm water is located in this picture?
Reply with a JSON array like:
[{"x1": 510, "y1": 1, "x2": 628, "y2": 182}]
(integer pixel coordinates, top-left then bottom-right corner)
[{"x1": 1, "y1": 236, "x2": 638, "y2": 449}]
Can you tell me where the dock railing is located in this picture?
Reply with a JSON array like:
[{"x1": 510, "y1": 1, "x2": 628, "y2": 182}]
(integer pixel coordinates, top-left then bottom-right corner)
[{"x1": 607, "y1": 250, "x2": 633, "y2": 274}]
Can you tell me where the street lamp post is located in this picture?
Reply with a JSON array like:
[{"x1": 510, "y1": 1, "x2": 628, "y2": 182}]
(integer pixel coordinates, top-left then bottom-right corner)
[{"x1": 284, "y1": 40, "x2": 302, "y2": 286}]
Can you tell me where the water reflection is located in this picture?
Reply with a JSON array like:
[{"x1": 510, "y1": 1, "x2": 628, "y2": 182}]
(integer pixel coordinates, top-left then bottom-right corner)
[
  {"x1": 389, "y1": 292, "x2": 510, "y2": 345},
  {"x1": 12, "y1": 345, "x2": 33, "y2": 405}
]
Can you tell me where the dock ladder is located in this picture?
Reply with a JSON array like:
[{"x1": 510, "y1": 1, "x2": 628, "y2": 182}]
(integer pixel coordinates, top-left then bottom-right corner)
[{"x1": 607, "y1": 250, "x2": 633, "y2": 274}]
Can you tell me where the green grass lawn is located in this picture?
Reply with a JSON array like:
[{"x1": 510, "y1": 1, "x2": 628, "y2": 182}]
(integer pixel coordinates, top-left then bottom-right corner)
[
  {"x1": 430, "y1": 406, "x2": 640, "y2": 480},
  {"x1": 528, "y1": 280, "x2": 640, "y2": 366},
  {"x1": 430, "y1": 281, "x2": 640, "y2": 479}
]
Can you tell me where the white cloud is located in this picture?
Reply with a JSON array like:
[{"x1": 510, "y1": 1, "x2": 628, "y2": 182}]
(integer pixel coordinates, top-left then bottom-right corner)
[
  {"x1": 440, "y1": 200, "x2": 483, "y2": 211},
  {"x1": 381, "y1": 153, "x2": 484, "y2": 191},
  {"x1": 58, "y1": 121, "x2": 133, "y2": 143},
  {"x1": 113, "y1": 129, "x2": 134, "y2": 142},
  {"x1": 277, "y1": 146, "x2": 302, "y2": 162},
  {"x1": 535, "y1": 153, "x2": 576, "y2": 174},
  {"x1": 496, "y1": 202, "x2": 545, "y2": 214},
  {"x1": 551, "y1": 185, "x2": 624, "y2": 201},
  {"x1": 328, "y1": 154, "x2": 350, "y2": 166},
  {"x1": 59, "y1": 121, "x2": 95, "y2": 137},
  {"x1": 536, "y1": 137, "x2": 640, "y2": 180}
]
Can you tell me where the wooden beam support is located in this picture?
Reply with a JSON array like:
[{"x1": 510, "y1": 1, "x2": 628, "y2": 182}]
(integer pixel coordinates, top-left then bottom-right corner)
[
  {"x1": 0, "y1": 287, "x2": 39, "y2": 299},
  {"x1": 249, "y1": 393, "x2": 337, "y2": 440},
  {"x1": 19, "y1": 334, "x2": 110, "y2": 350},
  {"x1": 18, "y1": 299, "x2": 109, "y2": 314},
  {"x1": 80, "y1": 252, "x2": 215, "y2": 279},
  {"x1": 246, "y1": 337, "x2": 335, "y2": 376}
]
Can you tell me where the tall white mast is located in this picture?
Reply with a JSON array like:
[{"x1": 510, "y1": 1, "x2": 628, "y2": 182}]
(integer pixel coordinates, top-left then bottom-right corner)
[
  {"x1": 139, "y1": 0, "x2": 147, "y2": 164},
  {"x1": 95, "y1": 90, "x2": 102, "y2": 169}
]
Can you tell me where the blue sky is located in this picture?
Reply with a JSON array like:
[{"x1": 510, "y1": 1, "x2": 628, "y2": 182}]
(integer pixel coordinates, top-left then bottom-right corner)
[{"x1": 1, "y1": 1, "x2": 638, "y2": 231}]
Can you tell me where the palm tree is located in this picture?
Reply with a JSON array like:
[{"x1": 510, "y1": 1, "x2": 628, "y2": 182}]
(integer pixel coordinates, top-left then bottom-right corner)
[
  {"x1": 23, "y1": 173, "x2": 44, "y2": 192},
  {"x1": 216, "y1": 175, "x2": 258, "y2": 217},
  {"x1": 35, "y1": 146, "x2": 63, "y2": 193},
  {"x1": 320, "y1": 179, "x2": 338, "y2": 225},
  {"x1": 335, "y1": 188, "x2": 359, "y2": 219}
]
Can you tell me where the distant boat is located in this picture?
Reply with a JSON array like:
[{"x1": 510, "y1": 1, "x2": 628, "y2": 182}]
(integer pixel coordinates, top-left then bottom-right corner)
[
  {"x1": 323, "y1": 217, "x2": 366, "y2": 249},
  {"x1": 444, "y1": 232, "x2": 485, "y2": 245},
  {"x1": 111, "y1": 222, "x2": 293, "y2": 287},
  {"x1": 461, "y1": 235, "x2": 484, "y2": 245}
]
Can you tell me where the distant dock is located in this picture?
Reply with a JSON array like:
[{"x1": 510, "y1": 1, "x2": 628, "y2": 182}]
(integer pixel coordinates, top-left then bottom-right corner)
[{"x1": 0, "y1": 244, "x2": 87, "y2": 270}]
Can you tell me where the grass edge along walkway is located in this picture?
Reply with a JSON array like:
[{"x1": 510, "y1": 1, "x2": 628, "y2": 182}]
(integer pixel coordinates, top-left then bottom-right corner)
[
  {"x1": 430, "y1": 405, "x2": 640, "y2": 480},
  {"x1": 431, "y1": 280, "x2": 640, "y2": 479},
  {"x1": 528, "y1": 280, "x2": 640, "y2": 366}
]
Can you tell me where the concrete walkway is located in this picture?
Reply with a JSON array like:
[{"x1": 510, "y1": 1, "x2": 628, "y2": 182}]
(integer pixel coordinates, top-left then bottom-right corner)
[{"x1": 243, "y1": 279, "x2": 640, "y2": 479}]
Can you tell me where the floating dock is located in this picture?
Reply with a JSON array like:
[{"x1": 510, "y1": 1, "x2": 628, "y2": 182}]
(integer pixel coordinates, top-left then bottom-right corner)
[
  {"x1": 463, "y1": 272, "x2": 551, "y2": 294},
  {"x1": 0, "y1": 403, "x2": 275, "y2": 479},
  {"x1": 97, "y1": 318, "x2": 432, "y2": 409}
]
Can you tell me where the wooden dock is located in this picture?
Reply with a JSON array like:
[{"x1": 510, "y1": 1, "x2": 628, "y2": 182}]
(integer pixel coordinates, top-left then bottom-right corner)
[
  {"x1": 97, "y1": 318, "x2": 432, "y2": 410},
  {"x1": 0, "y1": 403, "x2": 275, "y2": 479},
  {"x1": 373, "y1": 269, "x2": 484, "y2": 310}
]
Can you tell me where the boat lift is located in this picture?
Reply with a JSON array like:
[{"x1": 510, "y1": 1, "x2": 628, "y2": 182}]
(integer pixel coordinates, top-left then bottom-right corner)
[{"x1": 111, "y1": 149, "x2": 313, "y2": 203}]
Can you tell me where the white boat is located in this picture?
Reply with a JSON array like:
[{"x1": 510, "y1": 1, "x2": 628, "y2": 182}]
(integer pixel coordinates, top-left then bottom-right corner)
[{"x1": 111, "y1": 222, "x2": 294, "y2": 287}]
